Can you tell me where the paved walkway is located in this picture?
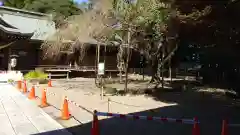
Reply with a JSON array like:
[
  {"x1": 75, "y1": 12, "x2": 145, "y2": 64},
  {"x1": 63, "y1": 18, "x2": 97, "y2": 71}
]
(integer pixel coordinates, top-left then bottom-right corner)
[{"x1": 0, "y1": 83, "x2": 72, "y2": 135}]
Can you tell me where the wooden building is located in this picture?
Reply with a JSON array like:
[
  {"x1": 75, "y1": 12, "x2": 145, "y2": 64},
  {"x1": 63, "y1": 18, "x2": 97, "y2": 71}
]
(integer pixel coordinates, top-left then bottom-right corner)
[
  {"x1": 0, "y1": 6, "x2": 144, "y2": 77},
  {"x1": 0, "y1": 6, "x2": 55, "y2": 72}
]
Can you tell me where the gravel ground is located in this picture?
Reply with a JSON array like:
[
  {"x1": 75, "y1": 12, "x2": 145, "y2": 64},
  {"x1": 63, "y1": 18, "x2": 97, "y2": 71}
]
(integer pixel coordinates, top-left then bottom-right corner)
[{"x1": 20, "y1": 77, "x2": 240, "y2": 135}]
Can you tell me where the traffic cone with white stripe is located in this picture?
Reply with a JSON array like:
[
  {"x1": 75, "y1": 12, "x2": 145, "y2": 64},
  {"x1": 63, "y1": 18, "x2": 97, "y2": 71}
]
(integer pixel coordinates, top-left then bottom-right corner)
[
  {"x1": 28, "y1": 86, "x2": 36, "y2": 100},
  {"x1": 91, "y1": 110, "x2": 99, "y2": 135},
  {"x1": 39, "y1": 88, "x2": 49, "y2": 108},
  {"x1": 22, "y1": 80, "x2": 27, "y2": 93},
  {"x1": 17, "y1": 80, "x2": 22, "y2": 90},
  {"x1": 48, "y1": 79, "x2": 52, "y2": 87},
  {"x1": 221, "y1": 120, "x2": 228, "y2": 135},
  {"x1": 61, "y1": 96, "x2": 71, "y2": 120},
  {"x1": 192, "y1": 117, "x2": 200, "y2": 135}
]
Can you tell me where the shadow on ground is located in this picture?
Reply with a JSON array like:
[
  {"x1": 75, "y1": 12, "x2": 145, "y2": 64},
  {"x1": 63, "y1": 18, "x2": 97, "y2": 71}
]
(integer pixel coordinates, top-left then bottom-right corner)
[{"x1": 34, "y1": 84, "x2": 240, "y2": 135}]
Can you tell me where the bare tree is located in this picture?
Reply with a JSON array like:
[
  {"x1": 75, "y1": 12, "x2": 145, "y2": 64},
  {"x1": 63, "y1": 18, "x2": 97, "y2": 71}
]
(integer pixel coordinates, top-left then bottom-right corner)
[{"x1": 41, "y1": 0, "x2": 115, "y2": 60}]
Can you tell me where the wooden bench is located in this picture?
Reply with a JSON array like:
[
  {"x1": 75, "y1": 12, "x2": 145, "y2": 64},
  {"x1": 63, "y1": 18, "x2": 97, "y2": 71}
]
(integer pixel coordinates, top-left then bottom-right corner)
[
  {"x1": 46, "y1": 70, "x2": 71, "y2": 79},
  {"x1": 45, "y1": 69, "x2": 70, "y2": 72}
]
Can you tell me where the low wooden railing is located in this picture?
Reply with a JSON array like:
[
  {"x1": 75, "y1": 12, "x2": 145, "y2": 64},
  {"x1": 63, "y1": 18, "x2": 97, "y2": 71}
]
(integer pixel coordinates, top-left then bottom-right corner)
[{"x1": 34, "y1": 65, "x2": 118, "y2": 72}]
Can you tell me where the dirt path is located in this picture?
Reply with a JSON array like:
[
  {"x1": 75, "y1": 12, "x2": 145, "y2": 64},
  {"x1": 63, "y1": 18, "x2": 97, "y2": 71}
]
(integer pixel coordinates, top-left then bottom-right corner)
[{"x1": 26, "y1": 78, "x2": 240, "y2": 135}]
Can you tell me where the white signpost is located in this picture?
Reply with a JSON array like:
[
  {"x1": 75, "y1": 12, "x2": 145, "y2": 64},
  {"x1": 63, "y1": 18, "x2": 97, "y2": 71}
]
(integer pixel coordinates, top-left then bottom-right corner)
[
  {"x1": 98, "y1": 62, "x2": 105, "y2": 99},
  {"x1": 98, "y1": 63, "x2": 105, "y2": 75},
  {"x1": 10, "y1": 58, "x2": 17, "y2": 68}
]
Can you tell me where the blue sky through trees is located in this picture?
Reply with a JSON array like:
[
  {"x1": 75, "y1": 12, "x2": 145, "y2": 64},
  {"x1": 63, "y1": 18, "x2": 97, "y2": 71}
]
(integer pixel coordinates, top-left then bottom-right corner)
[{"x1": 73, "y1": 0, "x2": 89, "y2": 4}]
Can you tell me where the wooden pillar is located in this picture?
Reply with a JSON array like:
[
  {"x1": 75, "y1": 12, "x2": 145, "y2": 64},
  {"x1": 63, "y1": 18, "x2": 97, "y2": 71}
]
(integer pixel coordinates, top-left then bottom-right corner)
[
  {"x1": 97, "y1": 44, "x2": 100, "y2": 68},
  {"x1": 8, "y1": 47, "x2": 11, "y2": 71}
]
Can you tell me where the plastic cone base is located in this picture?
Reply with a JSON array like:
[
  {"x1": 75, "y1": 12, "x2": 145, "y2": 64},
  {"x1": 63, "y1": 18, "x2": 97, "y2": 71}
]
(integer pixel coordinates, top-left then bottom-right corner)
[
  {"x1": 192, "y1": 117, "x2": 200, "y2": 135},
  {"x1": 28, "y1": 96, "x2": 36, "y2": 100},
  {"x1": 39, "y1": 103, "x2": 49, "y2": 108},
  {"x1": 61, "y1": 114, "x2": 72, "y2": 120},
  {"x1": 17, "y1": 81, "x2": 22, "y2": 89},
  {"x1": 221, "y1": 120, "x2": 228, "y2": 135},
  {"x1": 23, "y1": 89, "x2": 27, "y2": 93},
  {"x1": 28, "y1": 87, "x2": 36, "y2": 100}
]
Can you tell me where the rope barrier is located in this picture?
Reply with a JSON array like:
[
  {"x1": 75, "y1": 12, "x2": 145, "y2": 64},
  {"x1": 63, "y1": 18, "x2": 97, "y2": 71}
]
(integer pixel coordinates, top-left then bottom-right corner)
[
  {"x1": 96, "y1": 111, "x2": 198, "y2": 125},
  {"x1": 14, "y1": 79, "x2": 240, "y2": 135},
  {"x1": 228, "y1": 124, "x2": 240, "y2": 127},
  {"x1": 92, "y1": 110, "x2": 200, "y2": 135},
  {"x1": 41, "y1": 88, "x2": 94, "y2": 114},
  {"x1": 66, "y1": 98, "x2": 94, "y2": 114},
  {"x1": 108, "y1": 99, "x2": 142, "y2": 107},
  {"x1": 12, "y1": 80, "x2": 94, "y2": 119},
  {"x1": 46, "y1": 99, "x2": 84, "y2": 124},
  {"x1": 26, "y1": 87, "x2": 93, "y2": 123}
]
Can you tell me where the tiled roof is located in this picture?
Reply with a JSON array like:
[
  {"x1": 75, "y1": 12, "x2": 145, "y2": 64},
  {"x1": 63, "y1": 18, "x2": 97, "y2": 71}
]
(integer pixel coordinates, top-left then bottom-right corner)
[
  {"x1": 0, "y1": 6, "x2": 55, "y2": 40},
  {"x1": 0, "y1": 17, "x2": 33, "y2": 37},
  {"x1": 0, "y1": 23, "x2": 33, "y2": 36},
  {"x1": 0, "y1": 6, "x2": 51, "y2": 18}
]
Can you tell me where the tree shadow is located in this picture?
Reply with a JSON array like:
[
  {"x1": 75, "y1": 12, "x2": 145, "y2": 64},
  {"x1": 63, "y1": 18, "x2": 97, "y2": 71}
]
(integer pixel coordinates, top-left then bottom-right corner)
[{"x1": 34, "y1": 84, "x2": 240, "y2": 135}]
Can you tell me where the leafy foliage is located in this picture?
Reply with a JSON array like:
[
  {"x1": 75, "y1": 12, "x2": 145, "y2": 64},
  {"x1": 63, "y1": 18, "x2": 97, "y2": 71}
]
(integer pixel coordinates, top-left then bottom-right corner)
[
  {"x1": 3, "y1": 0, "x2": 33, "y2": 9},
  {"x1": 24, "y1": 70, "x2": 48, "y2": 80},
  {"x1": 3, "y1": 0, "x2": 82, "y2": 26},
  {"x1": 174, "y1": 0, "x2": 240, "y2": 89},
  {"x1": 42, "y1": 0, "x2": 115, "y2": 59},
  {"x1": 41, "y1": 0, "x2": 240, "y2": 89},
  {"x1": 25, "y1": 0, "x2": 81, "y2": 17}
]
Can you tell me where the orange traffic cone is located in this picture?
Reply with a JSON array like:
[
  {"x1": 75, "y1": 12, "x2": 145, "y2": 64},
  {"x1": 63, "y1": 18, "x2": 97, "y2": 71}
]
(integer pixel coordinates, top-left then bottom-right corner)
[
  {"x1": 61, "y1": 96, "x2": 71, "y2": 120},
  {"x1": 48, "y1": 79, "x2": 52, "y2": 87},
  {"x1": 28, "y1": 86, "x2": 36, "y2": 100},
  {"x1": 39, "y1": 89, "x2": 49, "y2": 108},
  {"x1": 91, "y1": 110, "x2": 99, "y2": 135},
  {"x1": 192, "y1": 117, "x2": 200, "y2": 135},
  {"x1": 221, "y1": 120, "x2": 228, "y2": 135},
  {"x1": 17, "y1": 80, "x2": 22, "y2": 90},
  {"x1": 22, "y1": 80, "x2": 27, "y2": 93}
]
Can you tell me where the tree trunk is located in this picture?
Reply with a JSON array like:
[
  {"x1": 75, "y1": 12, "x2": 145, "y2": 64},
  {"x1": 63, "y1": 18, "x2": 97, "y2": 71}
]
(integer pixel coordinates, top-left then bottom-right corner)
[
  {"x1": 161, "y1": 47, "x2": 165, "y2": 88},
  {"x1": 169, "y1": 59, "x2": 172, "y2": 82},
  {"x1": 125, "y1": 59, "x2": 129, "y2": 92},
  {"x1": 142, "y1": 67, "x2": 145, "y2": 80},
  {"x1": 124, "y1": 28, "x2": 131, "y2": 92},
  {"x1": 149, "y1": 59, "x2": 158, "y2": 83},
  {"x1": 149, "y1": 44, "x2": 162, "y2": 84},
  {"x1": 119, "y1": 69, "x2": 123, "y2": 83},
  {"x1": 118, "y1": 43, "x2": 124, "y2": 83}
]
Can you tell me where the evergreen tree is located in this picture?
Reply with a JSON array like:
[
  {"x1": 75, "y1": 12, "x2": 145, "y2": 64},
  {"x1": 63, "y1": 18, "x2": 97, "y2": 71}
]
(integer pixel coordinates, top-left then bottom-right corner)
[{"x1": 3, "y1": 0, "x2": 82, "y2": 18}]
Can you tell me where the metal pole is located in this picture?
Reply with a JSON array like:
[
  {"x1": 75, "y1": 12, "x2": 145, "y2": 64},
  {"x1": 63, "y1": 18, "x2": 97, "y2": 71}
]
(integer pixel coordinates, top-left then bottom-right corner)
[
  {"x1": 97, "y1": 44, "x2": 104, "y2": 100},
  {"x1": 143, "y1": 67, "x2": 145, "y2": 80},
  {"x1": 107, "y1": 98, "x2": 110, "y2": 118},
  {"x1": 101, "y1": 76, "x2": 103, "y2": 100},
  {"x1": 97, "y1": 44, "x2": 100, "y2": 66}
]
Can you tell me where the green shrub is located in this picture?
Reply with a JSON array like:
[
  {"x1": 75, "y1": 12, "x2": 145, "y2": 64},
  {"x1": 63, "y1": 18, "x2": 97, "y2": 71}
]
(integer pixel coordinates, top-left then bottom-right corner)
[
  {"x1": 104, "y1": 87, "x2": 117, "y2": 94},
  {"x1": 24, "y1": 70, "x2": 48, "y2": 80},
  {"x1": 7, "y1": 79, "x2": 14, "y2": 83}
]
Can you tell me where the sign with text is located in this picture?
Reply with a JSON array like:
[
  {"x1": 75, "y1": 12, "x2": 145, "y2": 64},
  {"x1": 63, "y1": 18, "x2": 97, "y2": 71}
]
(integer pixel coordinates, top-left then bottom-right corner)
[{"x1": 98, "y1": 63, "x2": 105, "y2": 75}]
